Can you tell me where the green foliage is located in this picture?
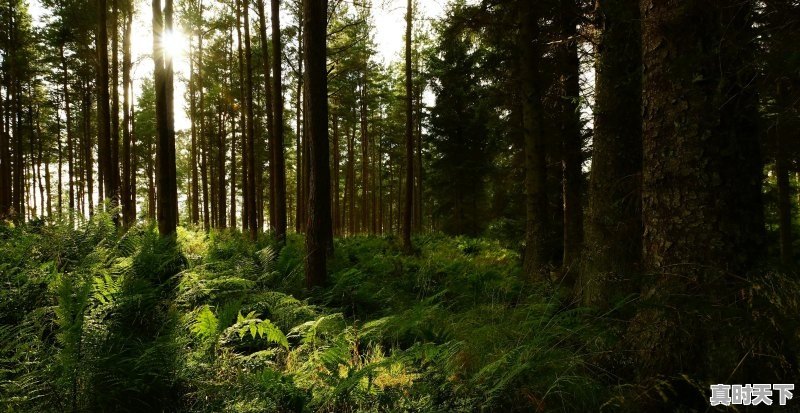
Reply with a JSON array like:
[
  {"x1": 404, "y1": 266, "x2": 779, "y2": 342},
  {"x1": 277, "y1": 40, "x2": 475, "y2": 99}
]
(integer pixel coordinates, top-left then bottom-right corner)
[{"x1": 4, "y1": 216, "x2": 795, "y2": 412}]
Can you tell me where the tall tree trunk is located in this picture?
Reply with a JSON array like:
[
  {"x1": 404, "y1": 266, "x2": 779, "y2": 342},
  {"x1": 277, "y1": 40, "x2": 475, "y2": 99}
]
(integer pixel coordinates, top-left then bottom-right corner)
[
  {"x1": 199, "y1": 33, "x2": 209, "y2": 229},
  {"x1": 295, "y1": 15, "x2": 304, "y2": 232},
  {"x1": 776, "y1": 83, "x2": 793, "y2": 267},
  {"x1": 401, "y1": 0, "x2": 413, "y2": 251},
  {"x1": 121, "y1": 2, "x2": 134, "y2": 227},
  {"x1": 217, "y1": 110, "x2": 227, "y2": 228},
  {"x1": 270, "y1": 0, "x2": 287, "y2": 241},
  {"x1": 631, "y1": 0, "x2": 763, "y2": 388},
  {"x1": 519, "y1": 3, "x2": 549, "y2": 277},
  {"x1": 230, "y1": 115, "x2": 237, "y2": 228},
  {"x1": 83, "y1": 86, "x2": 94, "y2": 217},
  {"x1": 235, "y1": 2, "x2": 248, "y2": 232},
  {"x1": 0, "y1": 72, "x2": 8, "y2": 218},
  {"x1": 154, "y1": 0, "x2": 177, "y2": 236},
  {"x1": 332, "y1": 113, "x2": 340, "y2": 236},
  {"x1": 97, "y1": 0, "x2": 115, "y2": 219},
  {"x1": 304, "y1": 0, "x2": 332, "y2": 287},
  {"x1": 256, "y1": 0, "x2": 275, "y2": 230},
  {"x1": 61, "y1": 47, "x2": 75, "y2": 224},
  {"x1": 360, "y1": 72, "x2": 370, "y2": 234},
  {"x1": 346, "y1": 123, "x2": 355, "y2": 235},
  {"x1": 242, "y1": 0, "x2": 258, "y2": 239},
  {"x1": 558, "y1": 0, "x2": 583, "y2": 278},
  {"x1": 111, "y1": 0, "x2": 121, "y2": 220},
  {"x1": 57, "y1": 98, "x2": 63, "y2": 218},
  {"x1": 580, "y1": 0, "x2": 641, "y2": 306}
]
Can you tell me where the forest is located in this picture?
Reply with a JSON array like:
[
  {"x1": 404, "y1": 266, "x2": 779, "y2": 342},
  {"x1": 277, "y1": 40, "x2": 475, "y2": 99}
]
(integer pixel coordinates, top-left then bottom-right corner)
[{"x1": 0, "y1": 0, "x2": 799, "y2": 411}]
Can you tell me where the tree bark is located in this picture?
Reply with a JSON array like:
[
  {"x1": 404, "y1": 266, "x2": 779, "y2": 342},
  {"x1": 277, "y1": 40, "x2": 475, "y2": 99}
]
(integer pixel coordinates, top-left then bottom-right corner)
[
  {"x1": 519, "y1": 2, "x2": 549, "y2": 277},
  {"x1": 304, "y1": 0, "x2": 332, "y2": 287},
  {"x1": 97, "y1": 0, "x2": 115, "y2": 220},
  {"x1": 111, "y1": 0, "x2": 121, "y2": 220},
  {"x1": 558, "y1": 0, "x2": 583, "y2": 278},
  {"x1": 402, "y1": 0, "x2": 413, "y2": 251},
  {"x1": 775, "y1": 83, "x2": 793, "y2": 267},
  {"x1": 631, "y1": 0, "x2": 764, "y2": 385},
  {"x1": 121, "y1": 2, "x2": 134, "y2": 227},
  {"x1": 270, "y1": 0, "x2": 287, "y2": 241},
  {"x1": 580, "y1": 0, "x2": 642, "y2": 305},
  {"x1": 153, "y1": 0, "x2": 177, "y2": 236},
  {"x1": 242, "y1": 0, "x2": 258, "y2": 239}
]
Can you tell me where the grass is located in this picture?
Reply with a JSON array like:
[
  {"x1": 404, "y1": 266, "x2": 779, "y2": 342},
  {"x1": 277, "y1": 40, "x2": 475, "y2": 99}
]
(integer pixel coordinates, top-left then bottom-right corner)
[{"x1": 2, "y1": 214, "x2": 797, "y2": 412}]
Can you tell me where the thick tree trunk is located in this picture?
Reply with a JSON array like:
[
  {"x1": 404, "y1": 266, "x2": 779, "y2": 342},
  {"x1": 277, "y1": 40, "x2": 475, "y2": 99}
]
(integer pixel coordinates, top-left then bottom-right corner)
[
  {"x1": 580, "y1": 0, "x2": 642, "y2": 305},
  {"x1": 631, "y1": 0, "x2": 763, "y2": 388},
  {"x1": 304, "y1": 0, "x2": 332, "y2": 287},
  {"x1": 519, "y1": 3, "x2": 549, "y2": 277},
  {"x1": 154, "y1": 0, "x2": 177, "y2": 236},
  {"x1": 558, "y1": 0, "x2": 583, "y2": 278}
]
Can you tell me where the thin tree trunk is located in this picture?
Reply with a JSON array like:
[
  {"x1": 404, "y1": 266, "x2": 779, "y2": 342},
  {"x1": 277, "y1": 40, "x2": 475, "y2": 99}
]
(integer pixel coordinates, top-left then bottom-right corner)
[
  {"x1": 121, "y1": 3, "x2": 134, "y2": 227},
  {"x1": 111, "y1": 0, "x2": 121, "y2": 220},
  {"x1": 776, "y1": 84, "x2": 793, "y2": 266},
  {"x1": 402, "y1": 0, "x2": 413, "y2": 251},
  {"x1": 242, "y1": 0, "x2": 258, "y2": 239},
  {"x1": 97, "y1": 0, "x2": 115, "y2": 219},
  {"x1": 270, "y1": 0, "x2": 287, "y2": 241}
]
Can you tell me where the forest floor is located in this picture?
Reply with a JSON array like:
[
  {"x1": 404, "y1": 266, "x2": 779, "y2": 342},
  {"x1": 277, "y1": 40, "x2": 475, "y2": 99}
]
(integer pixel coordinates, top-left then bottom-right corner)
[{"x1": 1, "y1": 213, "x2": 796, "y2": 412}]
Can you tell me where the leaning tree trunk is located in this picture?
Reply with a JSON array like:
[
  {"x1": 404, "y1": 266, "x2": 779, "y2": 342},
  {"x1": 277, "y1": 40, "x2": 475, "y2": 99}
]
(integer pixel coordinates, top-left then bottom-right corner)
[{"x1": 631, "y1": 0, "x2": 763, "y2": 392}]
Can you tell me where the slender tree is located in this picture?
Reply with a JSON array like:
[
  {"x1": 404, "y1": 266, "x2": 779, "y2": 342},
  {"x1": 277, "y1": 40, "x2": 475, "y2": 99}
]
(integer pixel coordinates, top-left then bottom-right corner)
[
  {"x1": 270, "y1": 0, "x2": 287, "y2": 241},
  {"x1": 401, "y1": 0, "x2": 413, "y2": 251}
]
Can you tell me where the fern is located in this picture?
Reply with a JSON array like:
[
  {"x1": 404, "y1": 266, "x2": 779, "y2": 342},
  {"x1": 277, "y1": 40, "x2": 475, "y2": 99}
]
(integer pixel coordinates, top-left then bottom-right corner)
[{"x1": 232, "y1": 311, "x2": 289, "y2": 349}]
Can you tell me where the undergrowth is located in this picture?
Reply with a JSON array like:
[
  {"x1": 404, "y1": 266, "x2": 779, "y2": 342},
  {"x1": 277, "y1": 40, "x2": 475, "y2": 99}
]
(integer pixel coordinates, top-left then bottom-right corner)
[{"x1": 1, "y1": 215, "x2": 796, "y2": 412}]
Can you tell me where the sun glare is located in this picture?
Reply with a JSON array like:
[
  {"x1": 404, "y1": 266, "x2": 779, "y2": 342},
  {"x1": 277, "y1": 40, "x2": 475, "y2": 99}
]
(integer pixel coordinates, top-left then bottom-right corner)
[{"x1": 162, "y1": 29, "x2": 186, "y2": 60}]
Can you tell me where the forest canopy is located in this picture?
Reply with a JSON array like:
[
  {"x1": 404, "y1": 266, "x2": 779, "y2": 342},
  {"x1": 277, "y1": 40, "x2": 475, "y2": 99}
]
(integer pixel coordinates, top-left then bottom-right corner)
[{"x1": 1, "y1": 0, "x2": 799, "y2": 411}]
